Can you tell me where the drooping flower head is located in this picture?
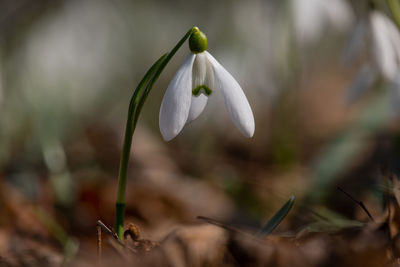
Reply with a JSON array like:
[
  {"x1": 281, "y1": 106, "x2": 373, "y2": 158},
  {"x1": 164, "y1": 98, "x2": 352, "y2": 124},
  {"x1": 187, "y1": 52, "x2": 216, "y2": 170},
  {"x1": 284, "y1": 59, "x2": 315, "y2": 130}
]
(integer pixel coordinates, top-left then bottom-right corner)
[
  {"x1": 159, "y1": 27, "x2": 255, "y2": 141},
  {"x1": 345, "y1": 8, "x2": 400, "y2": 115}
]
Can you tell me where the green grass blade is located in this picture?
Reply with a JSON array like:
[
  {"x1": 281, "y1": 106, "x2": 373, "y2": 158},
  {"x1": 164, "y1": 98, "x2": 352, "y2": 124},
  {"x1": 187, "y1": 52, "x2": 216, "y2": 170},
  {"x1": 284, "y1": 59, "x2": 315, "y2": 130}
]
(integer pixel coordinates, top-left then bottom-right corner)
[{"x1": 256, "y1": 195, "x2": 295, "y2": 237}]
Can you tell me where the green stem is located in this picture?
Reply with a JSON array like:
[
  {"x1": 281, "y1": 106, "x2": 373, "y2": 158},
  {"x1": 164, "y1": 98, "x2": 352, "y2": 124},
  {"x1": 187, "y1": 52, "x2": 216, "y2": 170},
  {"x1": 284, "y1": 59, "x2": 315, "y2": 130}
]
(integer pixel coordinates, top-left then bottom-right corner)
[
  {"x1": 114, "y1": 27, "x2": 197, "y2": 239},
  {"x1": 114, "y1": 54, "x2": 166, "y2": 238},
  {"x1": 387, "y1": 0, "x2": 400, "y2": 30},
  {"x1": 116, "y1": 54, "x2": 167, "y2": 205}
]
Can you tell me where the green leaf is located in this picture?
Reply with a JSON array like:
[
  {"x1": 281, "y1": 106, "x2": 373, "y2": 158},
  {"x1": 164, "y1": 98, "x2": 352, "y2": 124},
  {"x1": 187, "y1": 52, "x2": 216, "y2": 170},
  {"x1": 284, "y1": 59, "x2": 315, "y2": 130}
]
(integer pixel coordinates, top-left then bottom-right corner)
[
  {"x1": 132, "y1": 26, "x2": 198, "y2": 126},
  {"x1": 256, "y1": 195, "x2": 295, "y2": 237}
]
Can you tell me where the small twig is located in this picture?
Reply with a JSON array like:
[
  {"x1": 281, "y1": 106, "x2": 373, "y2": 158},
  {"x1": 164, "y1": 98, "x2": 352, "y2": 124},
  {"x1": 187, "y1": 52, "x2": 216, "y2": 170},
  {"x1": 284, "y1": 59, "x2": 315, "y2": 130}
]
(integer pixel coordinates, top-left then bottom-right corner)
[
  {"x1": 97, "y1": 224, "x2": 102, "y2": 266},
  {"x1": 96, "y1": 220, "x2": 140, "y2": 263},
  {"x1": 96, "y1": 220, "x2": 125, "y2": 246},
  {"x1": 337, "y1": 187, "x2": 375, "y2": 222}
]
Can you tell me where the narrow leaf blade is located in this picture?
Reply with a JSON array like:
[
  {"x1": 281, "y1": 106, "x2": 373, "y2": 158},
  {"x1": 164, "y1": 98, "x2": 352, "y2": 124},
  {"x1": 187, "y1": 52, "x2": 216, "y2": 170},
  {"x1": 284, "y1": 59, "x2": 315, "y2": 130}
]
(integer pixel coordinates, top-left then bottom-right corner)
[{"x1": 256, "y1": 195, "x2": 295, "y2": 237}]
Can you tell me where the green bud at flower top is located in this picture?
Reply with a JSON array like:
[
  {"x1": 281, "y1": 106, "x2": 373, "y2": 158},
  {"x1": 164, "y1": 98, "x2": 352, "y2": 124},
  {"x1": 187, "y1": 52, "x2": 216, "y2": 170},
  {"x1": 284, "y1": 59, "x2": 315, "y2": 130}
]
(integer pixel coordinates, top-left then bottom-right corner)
[{"x1": 189, "y1": 28, "x2": 208, "y2": 53}]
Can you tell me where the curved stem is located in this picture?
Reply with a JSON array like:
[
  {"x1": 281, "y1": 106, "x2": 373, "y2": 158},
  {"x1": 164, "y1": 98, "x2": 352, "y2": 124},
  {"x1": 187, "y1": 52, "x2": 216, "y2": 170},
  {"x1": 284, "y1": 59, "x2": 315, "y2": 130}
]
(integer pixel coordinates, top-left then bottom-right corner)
[
  {"x1": 114, "y1": 54, "x2": 166, "y2": 238},
  {"x1": 114, "y1": 27, "x2": 197, "y2": 239}
]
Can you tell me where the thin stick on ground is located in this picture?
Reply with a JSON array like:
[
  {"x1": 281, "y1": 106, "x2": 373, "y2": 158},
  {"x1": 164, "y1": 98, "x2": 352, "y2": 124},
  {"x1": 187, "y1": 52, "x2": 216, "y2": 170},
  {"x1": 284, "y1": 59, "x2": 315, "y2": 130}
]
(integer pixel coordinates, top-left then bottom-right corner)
[
  {"x1": 96, "y1": 220, "x2": 125, "y2": 246},
  {"x1": 337, "y1": 187, "x2": 375, "y2": 222},
  {"x1": 96, "y1": 220, "x2": 138, "y2": 258}
]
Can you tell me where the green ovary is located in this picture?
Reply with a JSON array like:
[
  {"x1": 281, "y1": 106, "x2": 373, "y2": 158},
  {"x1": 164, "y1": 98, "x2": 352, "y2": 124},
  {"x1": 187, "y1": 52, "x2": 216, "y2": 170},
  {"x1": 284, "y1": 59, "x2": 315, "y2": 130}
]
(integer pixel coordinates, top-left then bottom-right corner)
[
  {"x1": 189, "y1": 29, "x2": 208, "y2": 54},
  {"x1": 192, "y1": 85, "x2": 212, "y2": 96}
]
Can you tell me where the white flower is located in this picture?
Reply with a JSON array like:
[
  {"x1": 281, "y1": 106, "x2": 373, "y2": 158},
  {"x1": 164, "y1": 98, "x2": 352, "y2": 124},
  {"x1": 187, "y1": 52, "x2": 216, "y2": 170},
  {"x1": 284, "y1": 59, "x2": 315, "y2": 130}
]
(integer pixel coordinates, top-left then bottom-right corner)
[
  {"x1": 159, "y1": 49, "x2": 255, "y2": 141},
  {"x1": 370, "y1": 10, "x2": 400, "y2": 81},
  {"x1": 345, "y1": 10, "x2": 400, "y2": 115}
]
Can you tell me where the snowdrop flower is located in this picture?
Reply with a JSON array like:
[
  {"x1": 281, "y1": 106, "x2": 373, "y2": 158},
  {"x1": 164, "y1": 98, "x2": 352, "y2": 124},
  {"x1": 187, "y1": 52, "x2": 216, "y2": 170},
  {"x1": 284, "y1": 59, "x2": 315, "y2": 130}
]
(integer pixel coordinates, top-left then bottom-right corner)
[
  {"x1": 345, "y1": 10, "x2": 400, "y2": 115},
  {"x1": 159, "y1": 28, "x2": 254, "y2": 141},
  {"x1": 370, "y1": 10, "x2": 400, "y2": 81},
  {"x1": 370, "y1": 10, "x2": 400, "y2": 116}
]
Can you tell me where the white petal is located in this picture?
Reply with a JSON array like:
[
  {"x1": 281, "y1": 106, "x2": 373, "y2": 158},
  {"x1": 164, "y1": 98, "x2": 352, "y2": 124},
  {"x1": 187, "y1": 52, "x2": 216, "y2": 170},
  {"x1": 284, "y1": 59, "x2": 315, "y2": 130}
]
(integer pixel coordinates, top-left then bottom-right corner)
[
  {"x1": 205, "y1": 51, "x2": 255, "y2": 138},
  {"x1": 159, "y1": 54, "x2": 195, "y2": 141},
  {"x1": 370, "y1": 11, "x2": 400, "y2": 80},
  {"x1": 187, "y1": 94, "x2": 208, "y2": 122}
]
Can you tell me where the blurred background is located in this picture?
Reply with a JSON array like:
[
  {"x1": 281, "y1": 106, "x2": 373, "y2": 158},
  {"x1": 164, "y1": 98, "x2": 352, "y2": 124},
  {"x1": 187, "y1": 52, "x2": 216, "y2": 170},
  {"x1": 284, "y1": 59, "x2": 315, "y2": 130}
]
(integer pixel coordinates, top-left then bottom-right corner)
[{"x1": 0, "y1": 0, "x2": 399, "y2": 265}]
